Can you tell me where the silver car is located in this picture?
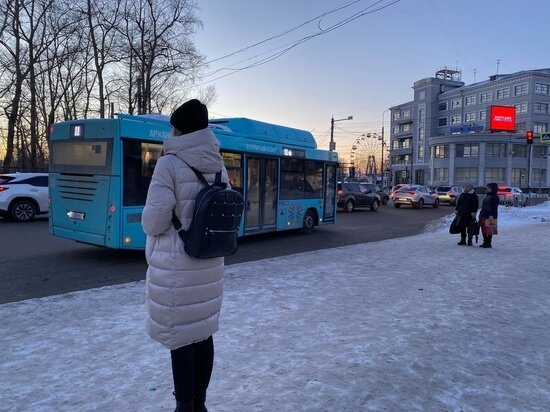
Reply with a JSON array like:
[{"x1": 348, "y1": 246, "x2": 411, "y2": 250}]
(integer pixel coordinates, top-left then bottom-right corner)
[
  {"x1": 435, "y1": 185, "x2": 464, "y2": 206},
  {"x1": 393, "y1": 185, "x2": 440, "y2": 209}
]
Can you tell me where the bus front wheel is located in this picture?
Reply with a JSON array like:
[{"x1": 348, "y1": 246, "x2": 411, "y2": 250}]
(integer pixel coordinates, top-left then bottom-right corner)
[{"x1": 301, "y1": 209, "x2": 316, "y2": 234}]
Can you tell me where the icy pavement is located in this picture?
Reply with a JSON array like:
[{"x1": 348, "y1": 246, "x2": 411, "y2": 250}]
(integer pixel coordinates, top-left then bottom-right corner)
[{"x1": 1, "y1": 204, "x2": 550, "y2": 411}]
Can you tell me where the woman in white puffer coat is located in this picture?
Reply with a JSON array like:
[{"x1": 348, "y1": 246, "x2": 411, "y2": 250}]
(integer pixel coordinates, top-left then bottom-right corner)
[{"x1": 142, "y1": 99, "x2": 229, "y2": 412}]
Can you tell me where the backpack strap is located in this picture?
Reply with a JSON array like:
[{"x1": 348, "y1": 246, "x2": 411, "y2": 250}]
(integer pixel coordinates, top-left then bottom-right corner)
[{"x1": 172, "y1": 211, "x2": 186, "y2": 238}]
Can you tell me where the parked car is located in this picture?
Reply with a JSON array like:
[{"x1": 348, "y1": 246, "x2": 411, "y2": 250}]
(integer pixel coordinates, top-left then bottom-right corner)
[
  {"x1": 393, "y1": 185, "x2": 440, "y2": 209},
  {"x1": 360, "y1": 183, "x2": 390, "y2": 205},
  {"x1": 390, "y1": 184, "x2": 406, "y2": 200},
  {"x1": 338, "y1": 182, "x2": 381, "y2": 212},
  {"x1": 497, "y1": 186, "x2": 528, "y2": 206},
  {"x1": 435, "y1": 185, "x2": 464, "y2": 206},
  {"x1": 0, "y1": 173, "x2": 49, "y2": 222}
]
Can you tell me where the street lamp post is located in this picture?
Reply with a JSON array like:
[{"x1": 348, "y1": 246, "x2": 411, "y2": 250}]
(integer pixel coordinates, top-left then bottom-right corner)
[
  {"x1": 381, "y1": 109, "x2": 390, "y2": 187},
  {"x1": 330, "y1": 115, "x2": 353, "y2": 151}
]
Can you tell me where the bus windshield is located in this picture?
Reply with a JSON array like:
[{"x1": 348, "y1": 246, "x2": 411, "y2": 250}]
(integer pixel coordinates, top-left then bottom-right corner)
[{"x1": 50, "y1": 140, "x2": 113, "y2": 175}]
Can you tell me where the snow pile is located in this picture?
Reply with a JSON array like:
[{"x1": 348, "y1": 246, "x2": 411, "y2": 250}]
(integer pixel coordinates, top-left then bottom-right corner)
[
  {"x1": 426, "y1": 201, "x2": 550, "y2": 233},
  {"x1": 1, "y1": 221, "x2": 550, "y2": 411}
]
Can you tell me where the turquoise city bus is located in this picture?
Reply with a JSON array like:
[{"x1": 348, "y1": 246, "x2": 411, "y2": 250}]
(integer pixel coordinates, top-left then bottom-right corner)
[{"x1": 49, "y1": 114, "x2": 339, "y2": 249}]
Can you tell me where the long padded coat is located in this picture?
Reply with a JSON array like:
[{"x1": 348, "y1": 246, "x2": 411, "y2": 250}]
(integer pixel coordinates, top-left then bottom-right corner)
[{"x1": 142, "y1": 128, "x2": 229, "y2": 350}]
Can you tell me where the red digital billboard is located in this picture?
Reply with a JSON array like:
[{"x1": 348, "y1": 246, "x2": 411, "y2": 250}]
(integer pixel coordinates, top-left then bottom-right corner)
[{"x1": 490, "y1": 105, "x2": 516, "y2": 132}]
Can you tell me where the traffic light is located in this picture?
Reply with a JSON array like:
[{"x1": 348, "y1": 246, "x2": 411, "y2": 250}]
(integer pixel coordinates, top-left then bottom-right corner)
[{"x1": 526, "y1": 130, "x2": 534, "y2": 145}]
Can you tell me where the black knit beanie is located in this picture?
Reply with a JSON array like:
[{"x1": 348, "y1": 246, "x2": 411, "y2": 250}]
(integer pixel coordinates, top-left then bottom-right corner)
[{"x1": 170, "y1": 99, "x2": 209, "y2": 135}]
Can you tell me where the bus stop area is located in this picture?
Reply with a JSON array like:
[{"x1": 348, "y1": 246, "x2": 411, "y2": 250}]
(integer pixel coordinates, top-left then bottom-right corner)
[{"x1": 1, "y1": 203, "x2": 550, "y2": 411}]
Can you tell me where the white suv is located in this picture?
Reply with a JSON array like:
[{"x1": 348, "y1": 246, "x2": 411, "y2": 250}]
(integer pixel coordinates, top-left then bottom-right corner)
[{"x1": 0, "y1": 173, "x2": 49, "y2": 222}]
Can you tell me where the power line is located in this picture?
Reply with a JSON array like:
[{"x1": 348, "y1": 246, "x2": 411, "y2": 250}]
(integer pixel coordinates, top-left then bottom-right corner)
[
  {"x1": 200, "y1": 0, "x2": 367, "y2": 67},
  {"x1": 192, "y1": 0, "x2": 400, "y2": 88}
]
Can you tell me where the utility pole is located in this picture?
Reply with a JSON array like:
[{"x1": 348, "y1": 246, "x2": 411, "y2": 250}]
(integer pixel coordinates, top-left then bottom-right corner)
[
  {"x1": 330, "y1": 117, "x2": 335, "y2": 152},
  {"x1": 329, "y1": 115, "x2": 353, "y2": 152},
  {"x1": 381, "y1": 125, "x2": 385, "y2": 186}
]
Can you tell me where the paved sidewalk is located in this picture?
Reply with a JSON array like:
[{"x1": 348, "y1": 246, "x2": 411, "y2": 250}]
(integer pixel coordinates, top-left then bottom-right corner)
[{"x1": 1, "y1": 222, "x2": 549, "y2": 411}]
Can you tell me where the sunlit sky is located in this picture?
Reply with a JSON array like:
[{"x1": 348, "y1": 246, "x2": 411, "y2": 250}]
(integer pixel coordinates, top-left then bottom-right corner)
[{"x1": 193, "y1": 0, "x2": 550, "y2": 158}]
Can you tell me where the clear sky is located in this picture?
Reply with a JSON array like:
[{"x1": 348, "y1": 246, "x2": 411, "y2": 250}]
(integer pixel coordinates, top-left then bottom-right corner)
[{"x1": 193, "y1": 0, "x2": 550, "y2": 155}]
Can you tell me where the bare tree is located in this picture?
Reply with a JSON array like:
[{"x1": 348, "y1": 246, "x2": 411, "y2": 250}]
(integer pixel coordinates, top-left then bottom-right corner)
[{"x1": 120, "y1": 0, "x2": 204, "y2": 114}]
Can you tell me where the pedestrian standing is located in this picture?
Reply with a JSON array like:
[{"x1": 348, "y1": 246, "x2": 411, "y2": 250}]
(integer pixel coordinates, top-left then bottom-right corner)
[
  {"x1": 455, "y1": 183, "x2": 479, "y2": 246},
  {"x1": 479, "y1": 182, "x2": 499, "y2": 248},
  {"x1": 142, "y1": 99, "x2": 229, "y2": 412}
]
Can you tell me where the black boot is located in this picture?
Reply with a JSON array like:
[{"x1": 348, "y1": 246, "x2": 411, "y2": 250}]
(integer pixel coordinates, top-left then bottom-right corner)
[
  {"x1": 194, "y1": 393, "x2": 208, "y2": 412},
  {"x1": 467, "y1": 238, "x2": 473, "y2": 246},
  {"x1": 174, "y1": 391, "x2": 194, "y2": 412},
  {"x1": 175, "y1": 401, "x2": 194, "y2": 412},
  {"x1": 457, "y1": 239, "x2": 467, "y2": 246}
]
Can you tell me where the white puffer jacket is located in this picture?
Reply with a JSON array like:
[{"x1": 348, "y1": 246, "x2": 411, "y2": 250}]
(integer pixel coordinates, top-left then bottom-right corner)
[{"x1": 142, "y1": 128, "x2": 229, "y2": 350}]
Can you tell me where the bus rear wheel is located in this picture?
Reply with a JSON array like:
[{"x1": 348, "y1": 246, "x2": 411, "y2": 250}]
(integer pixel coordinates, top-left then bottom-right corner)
[{"x1": 301, "y1": 209, "x2": 316, "y2": 234}]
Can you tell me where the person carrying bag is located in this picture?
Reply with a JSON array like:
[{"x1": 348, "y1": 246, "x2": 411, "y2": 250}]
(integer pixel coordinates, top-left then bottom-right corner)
[
  {"x1": 453, "y1": 183, "x2": 479, "y2": 246},
  {"x1": 142, "y1": 99, "x2": 230, "y2": 412}
]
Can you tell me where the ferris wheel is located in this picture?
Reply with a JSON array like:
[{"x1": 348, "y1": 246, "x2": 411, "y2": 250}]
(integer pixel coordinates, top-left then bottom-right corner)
[{"x1": 349, "y1": 133, "x2": 384, "y2": 176}]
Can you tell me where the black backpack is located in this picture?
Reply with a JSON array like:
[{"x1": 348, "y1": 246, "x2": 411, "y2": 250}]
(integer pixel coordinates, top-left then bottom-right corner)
[{"x1": 171, "y1": 160, "x2": 244, "y2": 259}]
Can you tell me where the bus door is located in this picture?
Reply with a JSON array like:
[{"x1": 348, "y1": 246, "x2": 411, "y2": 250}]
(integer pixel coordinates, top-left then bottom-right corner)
[
  {"x1": 323, "y1": 163, "x2": 337, "y2": 222},
  {"x1": 245, "y1": 156, "x2": 278, "y2": 233}
]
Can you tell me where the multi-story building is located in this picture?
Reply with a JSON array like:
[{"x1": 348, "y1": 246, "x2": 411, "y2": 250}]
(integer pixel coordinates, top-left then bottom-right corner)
[{"x1": 389, "y1": 68, "x2": 550, "y2": 189}]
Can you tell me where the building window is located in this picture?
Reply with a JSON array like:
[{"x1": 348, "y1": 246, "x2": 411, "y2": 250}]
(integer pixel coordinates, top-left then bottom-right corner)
[
  {"x1": 464, "y1": 112, "x2": 476, "y2": 123},
  {"x1": 419, "y1": 90, "x2": 426, "y2": 100},
  {"x1": 512, "y1": 145, "x2": 526, "y2": 157},
  {"x1": 451, "y1": 115, "x2": 461, "y2": 125},
  {"x1": 532, "y1": 169, "x2": 547, "y2": 185},
  {"x1": 438, "y1": 117, "x2": 448, "y2": 127},
  {"x1": 434, "y1": 168, "x2": 449, "y2": 182},
  {"x1": 434, "y1": 145, "x2": 449, "y2": 158},
  {"x1": 480, "y1": 91, "x2": 492, "y2": 103},
  {"x1": 479, "y1": 110, "x2": 487, "y2": 120},
  {"x1": 438, "y1": 102, "x2": 448, "y2": 111},
  {"x1": 402, "y1": 109, "x2": 411, "y2": 118},
  {"x1": 455, "y1": 168, "x2": 478, "y2": 182},
  {"x1": 400, "y1": 123, "x2": 411, "y2": 132},
  {"x1": 418, "y1": 127, "x2": 425, "y2": 140},
  {"x1": 465, "y1": 95, "x2": 476, "y2": 106},
  {"x1": 514, "y1": 83, "x2": 528, "y2": 96},
  {"x1": 485, "y1": 168, "x2": 506, "y2": 183},
  {"x1": 534, "y1": 123, "x2": 548, "y2": 134},
  {"x1": 398, "y1": 138, "x2": 411, "y2": 149},
  {"x1": 486, "y1": 143, "x2": 507, "y2": 157},
  {"x1": 516, "y1": 122, "x2": 527, "y2": 134},
  {"x1": 512, "y1": 168, "x2": 527, "y2": 184},
  {"x1": 418, "y1": 108, "x2": 425, "y2": 123},
  {"x1": 418, "y1": 145, "x2": 424, "y2": 162},
  {"x1": 514, "y1": 102, "x2": 528, "y2": 114},
  {"x1": 392, "y1": 126, "x2": 399, "y2": 134},
  {"x1": 392, "y1": 155, "x2": 410, "y2": 164},
  {"x1": 535, "y1": 83, "x2": 549, "y2": 95},
  {"x1": 451, "y1": 98, "x2": 462, "y2": 109},
  {"x1": 496, "y1": 88, "x2": 510, "y2": 99},
  {"x1": 393, "y1": 112, "x2": 401, "y2": 121},
  {"x1": 534, "y1": 102, "x2": 549, "y2": 114},
  {"x1": 456, "y1": 144, "x2": 479, "y2": 158},
  {"x1": 533, "y1": 146, "x2": 547, "y2": 158}
]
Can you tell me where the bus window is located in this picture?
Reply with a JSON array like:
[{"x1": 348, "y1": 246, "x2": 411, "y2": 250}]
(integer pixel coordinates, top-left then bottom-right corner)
[
  {"x1": 123, "y1": 141, "x2": 162, "y2": 206},
  {"x1": 305, "y1": 161, "x2": 324, "y2": 198},
  {"x1": 281, "y1": 158, "x2": 305, "y2": 199},
  {"x1": 50, "y1": 140, "x2": 112, "y2": 175},
  {"x1": 221, "y1": 152, "x2": 242, "y2": 193}
]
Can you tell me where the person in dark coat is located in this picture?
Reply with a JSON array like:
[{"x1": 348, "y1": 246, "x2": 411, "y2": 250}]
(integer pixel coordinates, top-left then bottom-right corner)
[
  {"x1": 479, "y1": 182, "x2": 500, "y2": 248},
  {"x1": 455, "y1": 183, "x2": 479, "y2": 246}
]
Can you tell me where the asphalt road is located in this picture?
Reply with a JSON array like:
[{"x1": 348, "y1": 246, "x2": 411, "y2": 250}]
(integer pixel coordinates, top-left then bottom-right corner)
[{"x1": 0, "y1": 203, "x2": 451, "y2": 303}]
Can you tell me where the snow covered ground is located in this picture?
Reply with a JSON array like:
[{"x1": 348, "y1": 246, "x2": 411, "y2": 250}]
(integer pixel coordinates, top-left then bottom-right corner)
[{"x1": 2, "y1": 203, "x2": 550, "y2": 411}]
